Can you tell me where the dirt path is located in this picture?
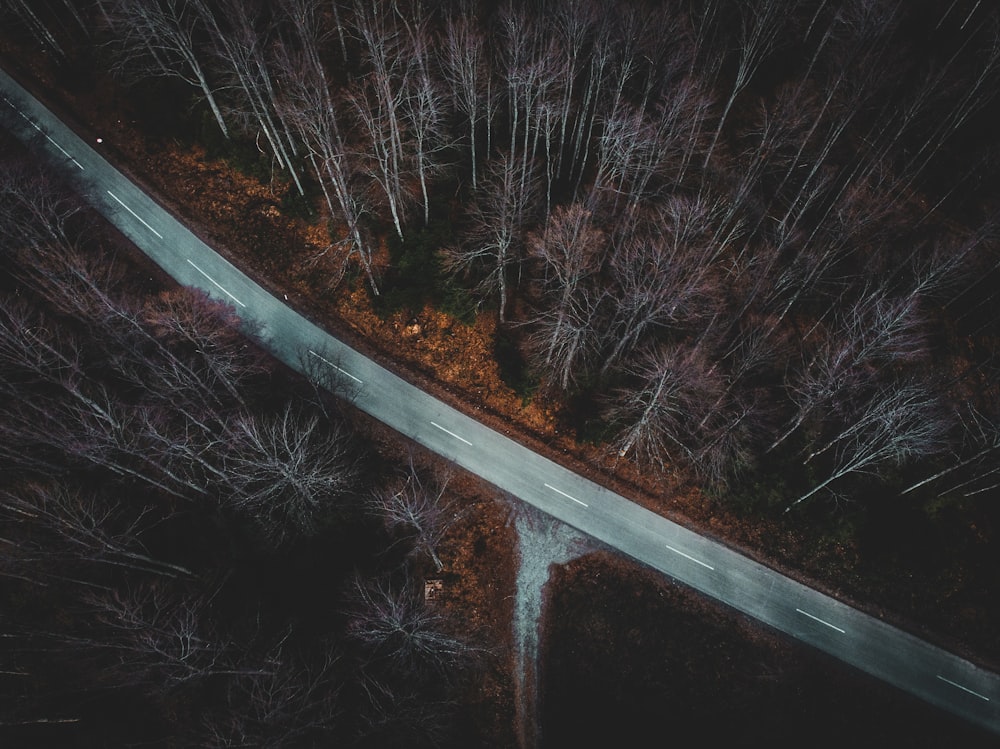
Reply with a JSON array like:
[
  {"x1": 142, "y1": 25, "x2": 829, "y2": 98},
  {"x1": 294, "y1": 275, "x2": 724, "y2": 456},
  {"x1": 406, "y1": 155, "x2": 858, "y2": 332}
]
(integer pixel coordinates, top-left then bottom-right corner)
[{"x1": 512, "y1": 506, "x2": 590, "y2": 749}]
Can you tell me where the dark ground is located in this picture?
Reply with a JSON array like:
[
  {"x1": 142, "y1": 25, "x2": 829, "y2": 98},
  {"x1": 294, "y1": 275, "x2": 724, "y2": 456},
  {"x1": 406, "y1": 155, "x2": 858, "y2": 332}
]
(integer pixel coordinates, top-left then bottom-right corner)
[{"x1": 541, "y1": 552, "x2": 997, "y2": 749}]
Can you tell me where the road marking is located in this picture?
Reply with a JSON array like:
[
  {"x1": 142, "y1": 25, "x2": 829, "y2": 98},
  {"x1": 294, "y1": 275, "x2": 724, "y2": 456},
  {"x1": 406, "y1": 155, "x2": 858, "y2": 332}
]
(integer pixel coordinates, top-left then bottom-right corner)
[
  {"x1": 106, "y1": 190, "x2": 163, "y2": 239},
  {"x1": 936, "y1": 675, "x2": 991, "y2": 702},
  {"x1": 0, "y1": 96, "x2": 36, "y2": 129},
  {"x1": 0, "y1": 97, "x2": 86, "y2": 170},
  {"x1": 185, "y1": 259, "x2": 246, "y2": 308},
  {"x1": 307, "y1": 349, "x2": 362, "y2": 384},
  {"x1": 664, "y1": 543, "x2": 715, "y2": 570},
  {"x1": 430, "y1": 421, "x2": 472, "y2": 446},
  {"x1": 42, "y1": 133, "x2": 84, "y2": 170},
  {"x1": 795, "y1": 608, "x2": 846, "y2": 634},
  {"x1": 544, "y1": 483, "x2": 588, "y2": 508}
]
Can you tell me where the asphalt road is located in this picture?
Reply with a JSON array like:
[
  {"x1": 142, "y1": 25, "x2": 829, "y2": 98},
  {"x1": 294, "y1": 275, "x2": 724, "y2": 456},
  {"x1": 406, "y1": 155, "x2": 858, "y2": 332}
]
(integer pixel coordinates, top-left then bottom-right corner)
[{"x1": 2, "y1": 65, "x2": 998, "y2": 735}]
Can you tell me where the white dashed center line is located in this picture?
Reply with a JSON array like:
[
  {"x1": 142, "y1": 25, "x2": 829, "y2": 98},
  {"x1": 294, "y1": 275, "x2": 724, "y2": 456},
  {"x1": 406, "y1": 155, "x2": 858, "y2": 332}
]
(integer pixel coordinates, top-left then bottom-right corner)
[
  {"x1": 795, "y1": 608, "x2": 846, "y2": 634},
  {"x1": 107, "y1": 190, "x2": 163, "y2": 239},
  {"x1": 41, "y1": 132, "x2": 83, "y2": 169},
  {"x1": 307, "y1": 349, "x2": 363, "y2": 384},
  {"x1": 936, "y1": 675, "x2": 990, "y2": 702},
  {"x1": 544, "y1": 483, "x2": 588, "y2": 507},
  {"x1": 185, "y1": 258, "x2": 246, "y2": 308},
  {"x1": 430, "y1": 421, "x2": 472, "y2": 446},
  {"x1": 664, "y1": 543, "x2": 715, "y2": 570},
  {"x1": 1, "y1": 98, "x2": 83, "y2": 169}
]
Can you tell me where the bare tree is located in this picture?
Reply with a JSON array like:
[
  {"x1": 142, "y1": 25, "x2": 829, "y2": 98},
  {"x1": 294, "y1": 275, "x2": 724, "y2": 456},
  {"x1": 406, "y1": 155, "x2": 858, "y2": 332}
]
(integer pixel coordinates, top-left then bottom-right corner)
[
  {"x1": 353, "y1": 671, "x2": 454, "y2": 749},
  {"x1": 0, "y1": 1, "x2": 50, "y2": 43},
  {"x1": 347, "y1": 573, "x2": 473, "y2": 676},
  {"x1": 0, "y1": 371, "x2": 170, "y2": 497},
  {"x1": 140, "y1": 287, "x2": 269, "y2": 408},
  {"x1": 588, "y1": 102, "x2": 657, "y2": 217},
  {"x1": 440, "y1": 9, "x2": 488, "y2": 188},
  {"x1": 400, "y1": 25, "x2": 450, "y2": 225},
  {"x1": 496, "y1": 3, "x2": 561, "y2": 200},
  {"x1": 200, "y1": 644, "x2": 343, "y2": 748},
  {"x1": 77, "y1": 584, "x2": 260, "y2": 689},
  {"x1": 787, "y1": 382, "x2": 946, "y2": 512},
  {"x1": 0, "y1": 369, "x2": 213, "y2": 500},
  {"x1": 545, "y1": 0, "x2": 600, "y2": 186},
  {"x1": 0, "y1": 482, "x2": 192, "y2": 579},
  {"x1": 369, "y1": 457, "x2": 455, "y2": 572},
  {"x1": 752, "y1": 0, "x2": 902, "y2": 236},
  {"x1": 579, "y1": 5, "x2": 648, "y2": 198},
  {"x1": 0, "y1": 298, "x2": 120, "y2": 441},
  {"x1": 859, "y1": 5, "x2": 1000, "y2": 208},
  {"x1": 346, "y1": 0, "x2": 415, "y2": 240},
  {"x1": 605, "y1": 343, "x2": 723, "y2": 472},
  {"x1": 769, "y1": 333, "x2": 863, "y2": 454},
  {"x1": 0, "y1": 241, "x2": 267, "y2": 495},
  {"x1": 524, "y1": 202, "x2": 606, "y2": 390},
  {"x1": 700, "y1": 0, "x2": 790, "y2": 172},
  {"x1": 901, "y1": 400, "x2": 1000, "y2": 497},
  {"x1": 600, "y1": 197, "x2": 727, "y2": 372},
  {"x1": 0, "y1": 158, "x2": 88, "y2": 259},
  {"x1": 204, "y1": 0, "x2": 306, "y2": 194},
  {"x1": 98, "y1": 0, "x2": 229, "y2": 137},
  {"x1": 769, "y1": 284, "x2": 928, "y2": 452},
  {"x1": 0, "y1": 259, "x2": 260, "y2": 501},
  {"x1": 222, "y1": 402, "x2": 363, "y2": 544},
  {"x1": 526, "y1": 290, "x2": 605, "y2": 394},
  {"x1": 440, "y1": 151, "x2": 539, "y2": 321},
  {"x1": 0, "y1": 0, "x2": 89, "y2": 60},
  {"x1": 587, "y1": 71, "x2": 714, "y2": 224},
  {"x1": 692, "y1": 393, "x2": 763, "y2": 489},
  {"x1": 275, "y1": 28, "x2": 378, "y2": 292}
]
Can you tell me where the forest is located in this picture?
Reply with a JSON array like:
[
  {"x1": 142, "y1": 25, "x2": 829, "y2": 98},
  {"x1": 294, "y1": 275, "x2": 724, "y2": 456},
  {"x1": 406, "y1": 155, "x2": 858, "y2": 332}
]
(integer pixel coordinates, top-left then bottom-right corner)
[
  {"x1": 3, "y1": 0, "x2": 999, "y2": 515},
  {"x1": 2, "y1": 0, "x2": 1000, "y2": 742},
  {"x1": 0, "y1": 135, "x2": 490, "y2": 744}
]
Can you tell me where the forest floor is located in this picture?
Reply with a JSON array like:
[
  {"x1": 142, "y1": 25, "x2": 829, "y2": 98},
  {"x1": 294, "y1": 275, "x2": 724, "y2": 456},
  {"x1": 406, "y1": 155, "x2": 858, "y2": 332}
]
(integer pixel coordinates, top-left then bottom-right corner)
[
  {"x1": 378, "y1": 440, "x2": 520, "y2": 748},
  {"x1": 1, "y1": 37, "x2": 998, "y2": 740}
]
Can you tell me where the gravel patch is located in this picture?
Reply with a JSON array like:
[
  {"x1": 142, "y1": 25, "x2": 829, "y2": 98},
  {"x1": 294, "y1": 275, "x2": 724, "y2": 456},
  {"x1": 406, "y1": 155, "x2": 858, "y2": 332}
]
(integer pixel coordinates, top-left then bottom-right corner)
[{"x1": 512, "y1": 506, "x2": 590, "y2": 749}]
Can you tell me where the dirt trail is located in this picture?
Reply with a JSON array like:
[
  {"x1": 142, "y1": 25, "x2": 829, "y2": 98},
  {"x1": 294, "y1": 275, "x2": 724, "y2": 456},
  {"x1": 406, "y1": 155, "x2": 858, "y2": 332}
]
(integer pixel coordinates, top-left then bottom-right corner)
[{"x1": 512, "y1": 506, "x2": 590, "y2": 749}]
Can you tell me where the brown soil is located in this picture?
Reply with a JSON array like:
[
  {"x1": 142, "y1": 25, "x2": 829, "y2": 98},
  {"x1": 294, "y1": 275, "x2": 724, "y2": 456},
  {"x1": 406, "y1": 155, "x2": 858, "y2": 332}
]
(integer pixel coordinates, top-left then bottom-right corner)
[
  {"x1": 433, "y1": 471, "x2": 517, "y2": 747},
  {"x1": 361, "y1": 430, "x2": 519, "y2": 748}
]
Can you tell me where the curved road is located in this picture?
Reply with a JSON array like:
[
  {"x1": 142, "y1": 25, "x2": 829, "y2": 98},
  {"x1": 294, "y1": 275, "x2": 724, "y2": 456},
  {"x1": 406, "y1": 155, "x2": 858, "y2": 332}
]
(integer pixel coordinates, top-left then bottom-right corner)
[{"x1": 2, "y1": 66, "x2": 998, "y2": 735}]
